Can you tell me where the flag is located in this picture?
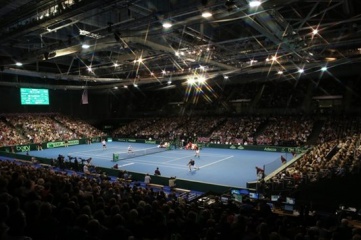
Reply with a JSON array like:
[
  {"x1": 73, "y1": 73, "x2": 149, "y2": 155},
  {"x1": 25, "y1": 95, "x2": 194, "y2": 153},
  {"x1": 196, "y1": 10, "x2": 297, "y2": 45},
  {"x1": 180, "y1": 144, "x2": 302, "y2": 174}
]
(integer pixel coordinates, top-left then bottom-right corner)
[
  {"x1": 281, "y1": 155, "x2": 287, "y2": 164},
  {"x1": 82, "y1": 89, "x2": 88, "y2": 104}
]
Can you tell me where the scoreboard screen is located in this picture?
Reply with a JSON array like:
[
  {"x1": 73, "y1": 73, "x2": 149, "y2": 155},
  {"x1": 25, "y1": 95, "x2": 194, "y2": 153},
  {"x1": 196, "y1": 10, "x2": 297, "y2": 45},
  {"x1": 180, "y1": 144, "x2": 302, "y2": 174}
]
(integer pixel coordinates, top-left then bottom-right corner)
[{"x1": 20, "y1": 88, "x2": 49, "y2": 105}]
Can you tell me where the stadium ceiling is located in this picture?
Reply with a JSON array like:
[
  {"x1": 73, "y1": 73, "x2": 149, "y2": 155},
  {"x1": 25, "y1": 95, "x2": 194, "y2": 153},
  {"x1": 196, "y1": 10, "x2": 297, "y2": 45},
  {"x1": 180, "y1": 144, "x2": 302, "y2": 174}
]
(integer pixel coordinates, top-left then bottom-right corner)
[{"x1": 1, "y1": 0, "x2": 361, "y2": 90}]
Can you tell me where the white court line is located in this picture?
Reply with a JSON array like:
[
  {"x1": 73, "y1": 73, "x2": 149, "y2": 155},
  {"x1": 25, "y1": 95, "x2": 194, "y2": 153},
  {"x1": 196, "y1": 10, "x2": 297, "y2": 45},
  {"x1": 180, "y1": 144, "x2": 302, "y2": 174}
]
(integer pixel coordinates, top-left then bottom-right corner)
[
  {"x1": 194, "y1": 154, "x2": 230, "y2": 158},
  {"x1": 115, "y1": 160, "x2": 189, "y2": 170},
  {"x1": 163, "y1": 153, "x2": 231, "y2": 164},
  {"x1": 119, "y1": 163, "x2": 134, "y2": 167},
  {"x1": 175, "y1": 151, "x2": 233, "y2": 157},
  {"x1": 198, "y1": 156, "x2": 234, "y2": 169},
  {"x1": 80, "y1": 153, "x2": 186, "y2": 169},
  {"x1": 65, "y1": 150, "x2": 233, "y2": 171},
  {"x1": 70, "y1": 152, "x2": 111, "y2": 158},
  {"x1": 164, "y1": 154, "x2": 197, "y2": 163},
  {"x1": 68, "y1": 147, "x2": 125, "y2": 155}
]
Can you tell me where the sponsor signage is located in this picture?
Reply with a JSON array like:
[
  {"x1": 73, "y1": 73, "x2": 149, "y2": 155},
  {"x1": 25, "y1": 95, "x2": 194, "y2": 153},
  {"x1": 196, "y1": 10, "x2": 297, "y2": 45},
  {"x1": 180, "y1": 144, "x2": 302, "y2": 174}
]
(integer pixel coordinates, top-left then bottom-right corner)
[
  {"x1": 15, "y1": 145, "x2": 31, "y2": 152},
  {"x1": 207, "y1": 143, "x2": 307, "y2": 153},
  {"x1": 264, "y1": 147, "x2": 277, "y2": 152},
  {"x1": 109, "y1": 138, "x2": 307, "y2": 153},
  {"x1": 68, "y1": 140, "x2": 79, "y2": 146},
  {"x1": 47, "y1": 142, "x2": 64, "y2": 148},
  {"x1": 47, "y1": 140, "x2": 79, "y2": 148}
]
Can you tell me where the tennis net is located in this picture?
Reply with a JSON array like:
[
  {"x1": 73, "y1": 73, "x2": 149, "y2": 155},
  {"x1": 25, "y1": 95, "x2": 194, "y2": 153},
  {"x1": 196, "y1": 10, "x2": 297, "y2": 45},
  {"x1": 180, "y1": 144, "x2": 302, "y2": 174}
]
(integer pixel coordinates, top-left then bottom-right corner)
[{"x1": 112, "y1": 146, "x2": 169, "y2": 161}]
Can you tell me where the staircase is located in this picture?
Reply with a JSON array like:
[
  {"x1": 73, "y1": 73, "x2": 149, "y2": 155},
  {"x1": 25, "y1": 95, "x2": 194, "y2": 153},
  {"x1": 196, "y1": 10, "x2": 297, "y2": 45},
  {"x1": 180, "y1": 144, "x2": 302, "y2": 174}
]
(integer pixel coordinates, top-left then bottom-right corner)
[{"x1": 306, "y1": 119, "x2": 324, "y2": 145}]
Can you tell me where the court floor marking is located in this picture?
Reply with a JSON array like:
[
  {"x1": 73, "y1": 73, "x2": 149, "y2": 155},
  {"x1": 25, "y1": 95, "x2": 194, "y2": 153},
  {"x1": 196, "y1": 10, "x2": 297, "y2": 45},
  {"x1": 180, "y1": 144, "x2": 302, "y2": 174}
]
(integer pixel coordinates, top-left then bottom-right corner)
[
  {"x1": 163, "y1": 155, "x2": 200, "y2": 163},
  {"x1": 68, "y1": 152, "x2": 111, "y2": 158},
  {"x1": 108, "y1": 154, "x2": 231, "y2": 169},
  {"x1": 112, "y1": 159, "x2": 191, "y2": 171},
  {"x1": 61, "y1": 149, "x2": 235, "y2": 170},
  {"x1": 80, "y1": 153, "x2": 185, "y2": 168},
  {"x1": 198, "y1": 155, "x2": 234, "y2": 169},
  {"x1": 173, "y1": 150, "x2": 236, "y2": 157},
  {"x1": 67, "y1": 146, "x2": 124, "y2": 155},
  {"x1": 67, "y1": 148, "x2": 144, "y2": 158},
  {"x1": 109, "y1": 154, "x2": 235, "y2": 171},
  {"x1": 67, "y1": 146, "x2": 161, "y2": 156},
  {"x1": 66, "y1": 151, "x2": 197, "y2": 162},
  {"x1": 67, "y1": 148, "x2": 234, "y2": 159},
  {"x1": 118, "y1": 163, "x2": 134, "y2": 167},
  {"x1": 163, "y1": 153, "x2": 232, "y2": 163}
]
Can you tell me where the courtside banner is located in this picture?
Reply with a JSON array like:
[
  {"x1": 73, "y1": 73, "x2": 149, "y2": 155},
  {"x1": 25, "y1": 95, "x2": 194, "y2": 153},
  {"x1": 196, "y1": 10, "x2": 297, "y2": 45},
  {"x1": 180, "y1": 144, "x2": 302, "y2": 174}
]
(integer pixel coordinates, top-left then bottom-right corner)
[
  {"x1": 113, "y1": 138, "x2": 161, "y2": 144},
  {"x1": 15, "y1": 145, "x2": 32, "y2": 152},
  {"x1": 0, "y1": 144, "x2": 38, "y2": 153},
  {"x1": 208, "y1": 144, "x2": 307, "y2": 153},
  {"x1": 47, "y1": 140, "x2": 79, "y2": 148}
]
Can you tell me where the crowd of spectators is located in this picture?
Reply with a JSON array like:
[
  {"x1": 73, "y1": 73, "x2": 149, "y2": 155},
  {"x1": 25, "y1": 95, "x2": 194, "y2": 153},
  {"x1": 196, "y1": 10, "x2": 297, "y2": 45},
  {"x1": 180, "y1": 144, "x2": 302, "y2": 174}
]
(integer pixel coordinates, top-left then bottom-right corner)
[
  {"x1": 1, "y1": 111, "x2": 361, "y2": 239},
  {"x1": 1, "y1": 75, "x2": 361, "y2": 239},
  {"x1": 266, "y1": 133, "x2": 361, "y2": 193},
  {"x1": 113, "y1": 116, "x2": 223, "y2": 143},
  {"x1": 5, "y1": 114, "x2": 75, "y2": 144},
  {"x1": 208, "y1": 116, "x2": 264, "y2": 145},
  {"x1": 136, "y1": 117, "x2": 184, "y2": 140},
  {"x1": 54, "y1": 115, "x2": 106, "y2": 139},
  {"x1": 255, "y1": 116, "x2": 314, "y2": 146},
  {"x1": 0, "y1": 113, "x2": 106, "y2": 148},
  {"x1": 0, "y1": 118, "x2": 28, "y2": 147},
  {"x1": 113, "y1": 118, "x2": 158, "y2": 139},
  {"x1": 1, "y1": 158, "x2": 361, "y2": 240},
  {"x1": 317, "y1": 117, "x2": 361, "y2": 144},
  {"x1": 1, "y1": 113, "x2": 360, "y2": 151},
  {"x1": 113, "y1": 115, "x2": 315, "y2": 147},
  {"x1": 1, "y1": 113, "x2": 361, "y2": 197}
]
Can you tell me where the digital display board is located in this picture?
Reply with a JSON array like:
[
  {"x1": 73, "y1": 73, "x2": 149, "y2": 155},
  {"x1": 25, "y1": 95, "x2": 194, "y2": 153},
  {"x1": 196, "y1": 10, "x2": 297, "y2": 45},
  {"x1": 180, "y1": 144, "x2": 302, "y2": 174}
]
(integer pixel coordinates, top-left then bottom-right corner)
[{"x1": 20, "y1": 88, "x2": 49, "y2": 105}]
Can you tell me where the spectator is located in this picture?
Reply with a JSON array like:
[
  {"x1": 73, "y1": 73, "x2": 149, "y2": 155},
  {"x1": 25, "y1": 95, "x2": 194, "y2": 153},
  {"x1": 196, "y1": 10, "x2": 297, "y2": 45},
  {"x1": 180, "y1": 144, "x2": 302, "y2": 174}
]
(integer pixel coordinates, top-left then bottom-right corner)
[
  {"x1": 256, "y1": 166, "x2": 265, "y2": 179},
  {"x1": 154, "y1": 167, "x2": 161, "y2": 176},
  {"x1": 144, "y1": 173, "x2": 151, "y2": 185},
  {"x1": 83, "y1": 164, "x2": 90, "y2": 175},
  {"x1": 169, "y1": 176, "x2": 176, "y2": 188}
]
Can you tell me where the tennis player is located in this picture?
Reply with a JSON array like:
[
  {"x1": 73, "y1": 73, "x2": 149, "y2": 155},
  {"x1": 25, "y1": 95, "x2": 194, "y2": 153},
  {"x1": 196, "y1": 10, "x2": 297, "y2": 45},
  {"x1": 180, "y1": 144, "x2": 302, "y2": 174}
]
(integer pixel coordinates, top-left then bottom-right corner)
[
  {"x1": 127, "y1": 145, "x2": 133, "y2": 154},
  {"x1": 187, "y1": 159, "x2": 199, "y2": 171},
  {"x1": 194, "y1": 147, "x2": 200, "y2": 158},
  {"x1": 102, "y1": 139, "x2": 107, "y2": 149}
]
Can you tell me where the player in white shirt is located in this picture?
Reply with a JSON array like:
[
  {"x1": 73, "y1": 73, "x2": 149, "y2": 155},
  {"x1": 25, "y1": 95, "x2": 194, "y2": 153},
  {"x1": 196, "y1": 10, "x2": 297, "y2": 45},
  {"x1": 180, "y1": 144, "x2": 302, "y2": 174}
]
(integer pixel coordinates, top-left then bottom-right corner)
[
  {"x1": 194, "y1": 147, "x2": 200, "y2": 158},
  {"x1": 127, "y1": 145, "x2": 133, "y2": 154}
]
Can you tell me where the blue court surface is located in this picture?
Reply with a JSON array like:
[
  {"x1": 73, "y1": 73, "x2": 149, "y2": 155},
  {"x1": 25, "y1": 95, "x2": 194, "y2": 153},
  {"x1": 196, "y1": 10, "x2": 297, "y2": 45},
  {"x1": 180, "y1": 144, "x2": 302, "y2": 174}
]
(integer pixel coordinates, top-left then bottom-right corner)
[{"x1": 19, "y1": 142, "x2": 287, "y2": 189}]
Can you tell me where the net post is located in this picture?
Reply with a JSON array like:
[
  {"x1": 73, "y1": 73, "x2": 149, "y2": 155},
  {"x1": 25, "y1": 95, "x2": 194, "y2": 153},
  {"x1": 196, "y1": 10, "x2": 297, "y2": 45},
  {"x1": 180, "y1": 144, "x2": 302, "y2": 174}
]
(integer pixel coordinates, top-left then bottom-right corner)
[{"x1": 112, "y1": 153, "x2": 119, "y2": 162}]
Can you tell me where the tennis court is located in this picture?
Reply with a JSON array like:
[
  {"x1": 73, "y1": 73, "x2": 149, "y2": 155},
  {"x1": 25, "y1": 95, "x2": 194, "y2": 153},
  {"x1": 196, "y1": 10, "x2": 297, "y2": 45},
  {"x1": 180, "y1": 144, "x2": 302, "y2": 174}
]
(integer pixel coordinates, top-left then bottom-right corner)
[{"x1": 19, "y1": 141, "x2": 288, "y2": 189}]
